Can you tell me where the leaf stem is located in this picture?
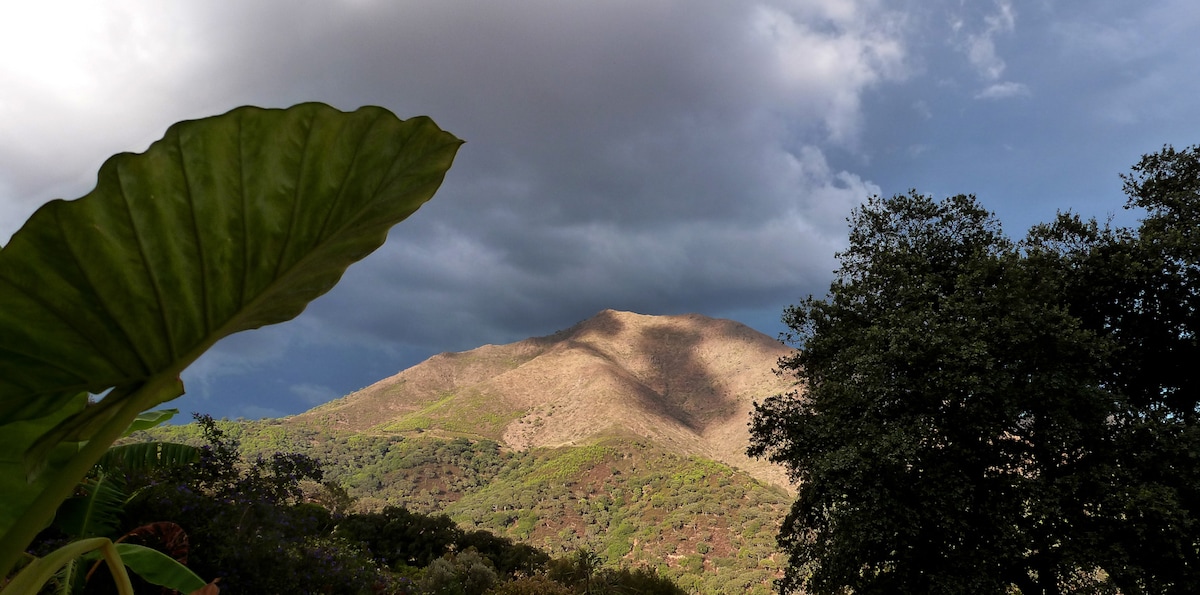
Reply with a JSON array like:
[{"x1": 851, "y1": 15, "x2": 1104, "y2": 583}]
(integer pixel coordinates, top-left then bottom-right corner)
[{"x1": 0, "y1": 379, "x2": 177, "y2": 579}]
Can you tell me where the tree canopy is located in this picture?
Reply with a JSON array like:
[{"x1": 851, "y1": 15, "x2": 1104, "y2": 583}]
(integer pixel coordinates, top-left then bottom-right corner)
[{"x1": 749, "y1": 146, "x2": 1200, "y2": 594}]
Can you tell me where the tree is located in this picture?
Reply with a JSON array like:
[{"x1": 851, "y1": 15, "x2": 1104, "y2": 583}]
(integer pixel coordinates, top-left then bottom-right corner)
[
  {"x1": 416, "y1": 550, "x2": 498, "y2": 595},
  {"x1": 1034, "y1": 146, "x2": 1200, "y2": 592},
  {"x1": 750, "y1": 147, "x2": 1200, "y2": 595},
  {"x1": 95, "y1": 414, "x2": 382, "y2": 594},
  {"x1": 336, "y1": 506, "x2": 463, "y2": 569},
  {"x1": 487, "y1": 574, "x2": 573, "y2": 595}
]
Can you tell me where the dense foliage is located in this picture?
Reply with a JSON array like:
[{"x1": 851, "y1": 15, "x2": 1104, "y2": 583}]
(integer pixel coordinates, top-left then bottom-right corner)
[
  {"x1": 75, "y1": 416, "x2": 695, "y2": 594},
  {"x1": 749, "y1": 146, "x2": 1200, "y2": 594},
  {"x1": 144, "y1": 419, "x2": 790, "y2": 593}
]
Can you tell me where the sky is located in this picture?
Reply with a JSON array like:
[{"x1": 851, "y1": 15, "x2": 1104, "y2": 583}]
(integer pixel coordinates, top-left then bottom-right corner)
[{"x1": 3, "y1": 0, "x2": 1199, "y2": 420}]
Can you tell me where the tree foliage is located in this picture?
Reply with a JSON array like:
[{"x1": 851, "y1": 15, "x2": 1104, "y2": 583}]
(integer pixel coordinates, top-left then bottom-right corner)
[
  {"x1": 77, "y1": 415, "x2": 371, "y2": 593},
  {"x1": 750, "y1": 146, "x2": 1200, "y2": 594},
  {"x1": 142, "y1": 419, "x2": 781, "y2": 592},
  {"x1": 76, "y1": 415, "x2": 693, "y2": 594}
]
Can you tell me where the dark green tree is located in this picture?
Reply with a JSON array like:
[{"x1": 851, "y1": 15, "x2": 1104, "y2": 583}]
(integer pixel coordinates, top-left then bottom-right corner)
[
  {"x1": 1027, "y1": 146, "x2": 1200, "y2": 593},
  {"x1": 336, "y1": 506, "x2": 463, "y2": 570},
  {"x1": 750, "y1": 147, "x2": 1200, "y2": 595}
]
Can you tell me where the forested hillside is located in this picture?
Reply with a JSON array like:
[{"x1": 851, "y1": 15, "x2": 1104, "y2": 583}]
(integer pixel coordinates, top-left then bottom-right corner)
[{"x1": 150, "y1": 419, "x2": 790, "y2": 593}]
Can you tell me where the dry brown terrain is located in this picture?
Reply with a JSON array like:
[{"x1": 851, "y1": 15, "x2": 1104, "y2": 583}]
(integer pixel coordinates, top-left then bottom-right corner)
[{"x1": 292, "y1": 309, "x2": 797, "y2": 489}]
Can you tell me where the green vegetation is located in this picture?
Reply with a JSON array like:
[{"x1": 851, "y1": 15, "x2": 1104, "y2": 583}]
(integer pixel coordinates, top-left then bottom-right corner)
[
  {"x1": 146, "y1": 419, "x2": 789, "y2": 593},
  {"x1": 750, "y1": 146, "x2": 1200, "y2": 594},
  {"x1": 523, "y1": 445, "x2": 614, "y2": 483},
  {"x1": 375, "y1": 390, "x2": 526, "y2": 438},
  {"x1": 112, "y1": 416, "x2": 692, "y2": 594},
  {"x1": 13, "y1": 410, "x2": 208, "y2": 594},
  {"x1": 0, "y1": 103, "x2": 461, "y2": 590}
]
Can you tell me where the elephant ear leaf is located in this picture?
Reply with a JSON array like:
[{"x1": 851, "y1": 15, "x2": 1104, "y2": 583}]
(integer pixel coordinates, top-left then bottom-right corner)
[
  {"x1": 0, "y1": 102, "x2": 461, "y2": 426},
  {"x1": 0, "y1": 103, "x2": 460, "y2": 576}
]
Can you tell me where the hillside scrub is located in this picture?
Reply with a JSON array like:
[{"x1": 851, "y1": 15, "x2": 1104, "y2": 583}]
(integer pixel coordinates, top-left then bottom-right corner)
[
  {"x1": 146, "y1": 419, "x2": 789, "y2": 593},
  {"x1": 111, "y1": 416, "x2": 693, "y2": 594}
]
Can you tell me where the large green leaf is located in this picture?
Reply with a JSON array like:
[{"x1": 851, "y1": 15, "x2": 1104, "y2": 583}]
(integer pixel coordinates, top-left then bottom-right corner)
[
  {"x1": 0, "y1": 538, "x2": 118, "y2": 595},
  {"x1": 0, "y1": 103, "x2": 460, "y2": 577},
  {"x1": 112, "y1": 543, "x2": 206, "y2": 594},
  {"x1": 0, "y1": 538, "x2": 205, "y2": 595},
  {"x1": 0, "y1": 102, "x2": 461, "y2": 424}
]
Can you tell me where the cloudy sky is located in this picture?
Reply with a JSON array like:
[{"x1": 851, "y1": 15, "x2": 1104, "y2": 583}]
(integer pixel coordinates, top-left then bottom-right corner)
[{"x1": 3, "y1": 0, "x2": 1199, "y2": 420}]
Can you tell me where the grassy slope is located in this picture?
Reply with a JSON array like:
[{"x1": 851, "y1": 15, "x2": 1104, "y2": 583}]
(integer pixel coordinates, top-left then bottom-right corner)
[{"x1": 146, "y1": 419, "x2": 789, "y2": 593}]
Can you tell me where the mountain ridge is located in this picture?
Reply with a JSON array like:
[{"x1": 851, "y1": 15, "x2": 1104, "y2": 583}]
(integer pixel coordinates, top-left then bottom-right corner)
[{"x1": 292, "y1": 309, "x2": 796, "y2": 489}]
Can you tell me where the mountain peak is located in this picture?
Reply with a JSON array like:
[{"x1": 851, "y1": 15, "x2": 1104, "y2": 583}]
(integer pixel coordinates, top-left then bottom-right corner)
[{"x1": 293, "y1": 311, "x2": 795, "y2": 489}]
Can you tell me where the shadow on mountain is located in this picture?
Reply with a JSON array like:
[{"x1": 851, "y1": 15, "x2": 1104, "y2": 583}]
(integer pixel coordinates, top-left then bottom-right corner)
[
  {"x1": 290, "y1": 309, "x2": 794, "y2": 488},
  {"x1": 633, "y1": 323, "x2": 726, "y2": 433},
  {"x1": 529, "y1": 309, "x2": 627, "y2": 348}
]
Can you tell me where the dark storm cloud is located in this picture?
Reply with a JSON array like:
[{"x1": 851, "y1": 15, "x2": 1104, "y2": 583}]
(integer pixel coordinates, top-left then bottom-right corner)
[
  {"x1": 17, "y1": 0, "x2": 1200, "y2": 418},
  {"x1": 146, "y1": 0, "x2": 903, "y2": 368},
  {"x1": 131, "y1": 0, "x2": 905, "y2": 416}
]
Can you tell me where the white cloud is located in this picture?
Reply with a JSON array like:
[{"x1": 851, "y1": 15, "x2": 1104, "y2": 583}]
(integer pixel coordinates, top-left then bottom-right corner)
[
  {"x1": 906, "y1": 144, "x2": 931, "y2": 157},
  {"x1": 0, "y1": 1, "x2": 215, "y2": 242},
  {"x1": 975, "y1": 81, "x2": 1030, "y2": 100},
  {"x1": 968, "y1": 1, "x2": 1015, "y2": 79},
  {"x1": 966, "y1": 34, "x2": 1006, "y2": 81},
  {"x1": 913, "y1": 100, "x2": 933, "y2": 119},
  {"x1": 749, "y1": 2, "x2": 907, "y2": 144},
  {"x1": 952, "y1": 0, "x2": 1025, "y2": 98}
]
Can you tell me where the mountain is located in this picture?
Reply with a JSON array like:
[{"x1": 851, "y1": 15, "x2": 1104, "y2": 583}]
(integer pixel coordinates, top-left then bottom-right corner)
[
  {"x1": 147, "y1": 310, "x2": 799, "y2": 591},
  {"x1": 292, "y1": 309, "x2": 795, "y2": 489}
]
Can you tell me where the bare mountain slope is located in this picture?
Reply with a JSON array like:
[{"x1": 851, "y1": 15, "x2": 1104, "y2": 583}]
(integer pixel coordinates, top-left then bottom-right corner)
[{"x1": 293, "y1": 309, "x2": 796, "y2": 488}]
